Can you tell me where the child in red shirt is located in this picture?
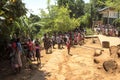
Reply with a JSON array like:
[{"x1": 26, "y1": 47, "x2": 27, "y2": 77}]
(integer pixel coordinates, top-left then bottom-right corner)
[{"x1": 27, "y1": 39, "x2": 35, "y2": 61}]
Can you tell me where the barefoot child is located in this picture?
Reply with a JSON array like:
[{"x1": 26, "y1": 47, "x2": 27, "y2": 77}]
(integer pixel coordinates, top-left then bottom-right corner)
[
  {"x1": 35, "y1": 44, "x2": 41, "y2": 64},
  {"x1": 66, "y1": 39, "x2": 71, "y2": 55}
]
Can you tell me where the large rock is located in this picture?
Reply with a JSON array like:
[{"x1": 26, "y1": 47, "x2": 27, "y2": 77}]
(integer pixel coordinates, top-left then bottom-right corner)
[
  {"x1": 103, "y1": 60, "x2": 118, "y2": 72},
  {"x1": 109, "y1": 46, "x2": 118, "y2": 58},
  {"x1": 117, "y1": 48, "x2": 120, "y2": 58},
  {"x1": 117, "y1": 44, "x2": 120, "y2": 47}
]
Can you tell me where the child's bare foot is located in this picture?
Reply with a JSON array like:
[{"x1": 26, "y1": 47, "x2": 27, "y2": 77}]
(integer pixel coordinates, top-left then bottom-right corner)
[{"x1": 68, "y1": 53, "x2": 72, "y2": 56}]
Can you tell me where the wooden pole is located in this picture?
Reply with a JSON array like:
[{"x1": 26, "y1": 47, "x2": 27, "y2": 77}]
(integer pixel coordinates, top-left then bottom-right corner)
[{"x1": 107, "y1": 10, "x2": 109, "y2": 24}]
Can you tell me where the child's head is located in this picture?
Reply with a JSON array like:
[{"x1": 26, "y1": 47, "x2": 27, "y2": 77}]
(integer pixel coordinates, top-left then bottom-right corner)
[{"x1": 28, "y1": 39, "x2": 31, "y2": 42}]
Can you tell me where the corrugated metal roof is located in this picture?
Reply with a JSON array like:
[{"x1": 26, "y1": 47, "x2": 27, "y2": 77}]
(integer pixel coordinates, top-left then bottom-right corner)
[{"x1": 98, "y1": 7, "x2": 109, "y2": 12}]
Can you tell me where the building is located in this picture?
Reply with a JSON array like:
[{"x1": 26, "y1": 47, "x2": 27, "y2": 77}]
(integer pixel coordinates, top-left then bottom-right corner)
[{"x1": 99, "y1": 7, "x2": 120, "y2": 25}]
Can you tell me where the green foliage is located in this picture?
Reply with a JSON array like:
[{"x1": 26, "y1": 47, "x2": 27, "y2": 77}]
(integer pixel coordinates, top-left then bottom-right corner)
[
  {"x1": 53, "y1": 6, "x2": 80, "y2": 31},
  {"x1": 113, "y1": 18, "x2": 120, "y2": 30},
  {"x1": 0, "y1": 0, "x2": 27, "y2": 58},
  {"x1": 105, "y1": 0, "x2": 120, "y2": 11},
  {"x1": 80, "y1": 13, "x2": 91, "y2": 27},
  {"x1": 57, "y1": 0, "x2": 85, "y2": 18},
  {"x1": 86, "y1": 28, "x2": 94, "y2": 35},
  {"x1": 88, "y1": 0, "x2": 111, "y2": 27},
  {"x1": 40, "y1": 6, "x2": 80, "y2": 34},
  {"x1": 0, "y1": 0, "x2": 27, "y2": 37},
  {"x1": 29, "y1": 14, "x2": 41, "y2": 23},
  {"x1": 84, "y1": 3, "x2": 91, "y2": 13},
  {"x1": 0, "y1": 0, "x2": 27, "y2": 20},
  {"x1": 90, "y1": 0, "x2": 106, "y2": 9}
]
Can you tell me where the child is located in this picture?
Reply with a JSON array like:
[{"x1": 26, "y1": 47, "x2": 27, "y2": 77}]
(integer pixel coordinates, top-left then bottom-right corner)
[
  {"x1": 74, "y1": 32, "x2": 77, "y2": 45},
  {"x1": 66, "y1": 39, "x2": 71, "y2": 55},
  {"x1": 27, "y1": 39, "x2": 35, "y2": 61},
  {"x1": 35, "y1": 44, "x2": 41, "y2": 64}
]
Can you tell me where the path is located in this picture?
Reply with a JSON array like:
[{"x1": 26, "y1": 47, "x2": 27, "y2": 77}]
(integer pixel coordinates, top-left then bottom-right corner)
[
  {"x1": 31, "y1": 37, "x2": 120, "y2": 80},
  {"x1": 3, "y1": 35, "x2": 120, "y2": 80},
  {"x1": 40, "y1": 49, "x2": 95, "y2": 80}
]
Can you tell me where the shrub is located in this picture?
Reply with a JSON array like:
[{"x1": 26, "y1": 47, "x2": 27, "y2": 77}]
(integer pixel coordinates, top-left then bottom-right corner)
[{"x1": 86, "y1": 28, "x2": 94, "y2": 35}]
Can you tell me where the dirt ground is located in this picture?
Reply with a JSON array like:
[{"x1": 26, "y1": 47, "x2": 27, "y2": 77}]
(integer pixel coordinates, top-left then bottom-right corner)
[{"x1": 1, "y1": 38, "x2": 120, "y2": 80}]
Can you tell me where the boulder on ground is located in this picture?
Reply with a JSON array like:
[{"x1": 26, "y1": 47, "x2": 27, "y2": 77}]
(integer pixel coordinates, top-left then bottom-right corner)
[
  {"x1": 109, "y1": 46, "x2": 118, "y2": 56},
  {"x1": 103, "y1": 60, "x2": 118, "y2": 72},
  {"x1": 117, "y1": 44, "x2": 120, "y2": 47},
  {"x1": 117, "y1": 48, "x2": 120, "y2": 58}
]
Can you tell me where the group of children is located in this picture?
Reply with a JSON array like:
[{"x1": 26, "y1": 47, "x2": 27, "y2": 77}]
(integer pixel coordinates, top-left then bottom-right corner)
[
  {"x1": 26, "y1": 38, "x2": 41, "y2": 63},
  {"x1": 7, "y1": 36, "x2": 41, "y2": 74},
  {"x1": 7, "y1": 29, "x2": 85, "y2": 73},
  {"x1": 43, "y1": 30, "x2": 85, "y2": 55},
  {"x1": 95, "y1": 24, "x2": 118, "y2": 36}
]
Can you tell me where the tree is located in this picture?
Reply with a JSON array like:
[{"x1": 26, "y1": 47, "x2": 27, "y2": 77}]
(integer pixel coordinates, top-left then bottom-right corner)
[
  {"x1": 53, "y1": 6, "x2": 80, "y2": 32},
  {"x1": 105, "y1": 0, "x2": 120, "y2": 18},
  {"x1": 57, "y1": 0, "x2": 85, "y2": 18},
  {"x1": 0, "y1": 0, "x2": 27, "y2": 20},
  {"x1": 84, "y1": 3, "x2": 91, "y2": 13},
  {"x1": 89, "y1": 0, "x2": 106, "y2": 27},
  {"x1": 90, "y1": 0, "x2": 106, "y2": 9},
  {"x1": 80, "y1": 13, "x2": 91, "y2": 27},
  {"x1": 0, "y1": 0, "x2": 27, "y2": 36},
  {"x1": 0, "y1": 0, "x2": 27, "y2": 59},
  {"x1": 74, "y1": 0, "x2": 85, "y2": 18},
  {"x1": 39, "y1": 6, "x2": 80, "y2": 34}
]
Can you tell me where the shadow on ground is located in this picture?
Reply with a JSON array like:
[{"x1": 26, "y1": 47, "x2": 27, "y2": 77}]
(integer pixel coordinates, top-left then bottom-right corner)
[{"x1": 0, "y1": 60, "x2": 50, "y2": 80}]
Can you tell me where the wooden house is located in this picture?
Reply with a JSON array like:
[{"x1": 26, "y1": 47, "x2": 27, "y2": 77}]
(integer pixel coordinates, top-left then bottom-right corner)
[{"x1": 99, "y1": 7, "x2": 120, "y2": 24}]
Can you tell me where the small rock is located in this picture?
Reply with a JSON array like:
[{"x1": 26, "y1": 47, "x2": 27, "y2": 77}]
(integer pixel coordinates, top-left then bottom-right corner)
[
  {"x1": 97, "y1": 66, "x2": 102, "y2": 69},
  {"x1": 94, "y1": 50, "x2": 104, "y2": 57},
  {"x1": 94, "y1": 58, "x2": 100, "y2": 64}
]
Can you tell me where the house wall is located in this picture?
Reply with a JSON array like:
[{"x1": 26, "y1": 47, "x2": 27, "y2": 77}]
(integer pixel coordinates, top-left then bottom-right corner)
[
  {"x1": 103, "y1": 11, "x2": 119, "y2": 18},
  {"x1": 109, "y1": 11, "x2": 118, "y2": 18}
]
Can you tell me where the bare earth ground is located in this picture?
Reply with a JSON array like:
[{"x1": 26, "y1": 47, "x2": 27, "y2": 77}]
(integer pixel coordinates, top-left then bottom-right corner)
[{"x1": 1, "y1": 38, "x2": 120, "y2": 80}]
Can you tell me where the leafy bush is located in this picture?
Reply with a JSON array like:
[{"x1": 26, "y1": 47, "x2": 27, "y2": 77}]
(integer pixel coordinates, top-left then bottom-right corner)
[
  {"x1": 113, "y1": 18, "x2": 120, "y2": 30},
  {"x1": 86, "y1": 28, "x2": 94, "y2": 35}
]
